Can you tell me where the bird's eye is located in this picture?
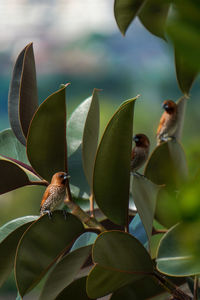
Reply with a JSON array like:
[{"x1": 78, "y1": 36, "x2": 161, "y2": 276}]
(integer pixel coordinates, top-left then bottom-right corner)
[{"x1": 59, "y1": 174, "x2": 64, "y2": 178}]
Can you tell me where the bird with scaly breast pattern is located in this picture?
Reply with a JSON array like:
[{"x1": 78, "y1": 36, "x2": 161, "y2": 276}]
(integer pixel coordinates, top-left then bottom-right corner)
[
  {"x1": 40, "y1": 172, "x2": 70, "y2": 217},
  {"x1": 157, "y1": 100, "x2": 178, "y2": 145},
  {"x1": 131, "y1": 133, "x2": 150, "y2": 174}
]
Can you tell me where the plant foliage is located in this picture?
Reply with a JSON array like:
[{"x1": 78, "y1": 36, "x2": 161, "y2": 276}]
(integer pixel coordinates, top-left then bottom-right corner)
[{"x1": 0, "y1": 2, "x2": 200, "y2": 297}]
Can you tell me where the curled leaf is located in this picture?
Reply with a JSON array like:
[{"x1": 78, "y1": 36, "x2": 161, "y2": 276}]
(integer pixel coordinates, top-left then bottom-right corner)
[{"x1": 8, "y1": 43, "x2": 38, "y2": 145}]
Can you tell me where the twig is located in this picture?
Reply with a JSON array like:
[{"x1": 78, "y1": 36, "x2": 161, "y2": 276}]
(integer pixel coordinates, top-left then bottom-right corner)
[
  {"x1": 154, "y1": 270, "x2": 192, "y2": 300},
  {"x1": 152, "y1": 227, "x2": 168, "y2": 235},
  {"x1": 193, "y1": 276, "x2": 199, "y2": 300},
  {"x1": 89, "y1": 193, "x2": 95, "y2": 218},
  {"x1": 29, "y1": 180, "x2": 48, "y2": 186},
  {"x1": 64, "y1": 179, "x2": 105, "y2": 232}
]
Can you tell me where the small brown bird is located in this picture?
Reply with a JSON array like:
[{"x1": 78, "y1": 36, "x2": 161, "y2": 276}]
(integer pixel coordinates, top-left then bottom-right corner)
[
  {"x1": 131, "y1": 134, "x2": 150, "y2": 174},
  {"x1": 157, "y1": 100, "x2": 178, "y2": 145},
  {"x1": 40, "y1": 172, "x2": 70, "y2": 217}
]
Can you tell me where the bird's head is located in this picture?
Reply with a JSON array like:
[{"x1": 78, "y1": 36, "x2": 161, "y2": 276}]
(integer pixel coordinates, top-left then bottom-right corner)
[
  {"x1": 51, "y1": 172, "x2": 70, "y2": 186},
  {"x1": 162, "y1": 100, "x2": 177, "y2": 114},
  {"x1": 133, "y1": 134, "x2": 150, "y2": 148}
]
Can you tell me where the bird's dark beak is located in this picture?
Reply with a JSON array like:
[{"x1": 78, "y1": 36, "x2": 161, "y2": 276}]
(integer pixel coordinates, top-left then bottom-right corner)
[
  {"x1": 64, "y1": 174, "x2": 70, "y2": 180},
  {"x1": 133, "y1": 136, "x2": 139, "y2": 143},
  {"x1": 162, "y1": 103, "x2": 168, "y2": 110}
]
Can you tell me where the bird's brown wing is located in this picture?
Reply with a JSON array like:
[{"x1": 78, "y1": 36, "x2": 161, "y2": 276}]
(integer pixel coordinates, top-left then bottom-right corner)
[
  {"x1": 40, "y1": 188, "x2": 50, "y2": 208},
  {"x1": 157, "y1": 112, "x2": 166, "y2": 136}
]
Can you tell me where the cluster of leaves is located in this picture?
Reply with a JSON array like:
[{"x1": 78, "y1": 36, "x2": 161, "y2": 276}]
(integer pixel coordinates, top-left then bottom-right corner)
[
  {"x1": 0, "y1": 41, "x2": 199, "y2": 300},
  {"x1": 114, "y1": 0, "x2": 200, "y2": 96}
]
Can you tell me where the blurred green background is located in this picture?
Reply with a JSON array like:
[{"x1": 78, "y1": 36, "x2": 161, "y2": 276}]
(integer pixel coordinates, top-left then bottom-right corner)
[{"x1": 0, "y1": 0, "x2": 199, "y2": 298}]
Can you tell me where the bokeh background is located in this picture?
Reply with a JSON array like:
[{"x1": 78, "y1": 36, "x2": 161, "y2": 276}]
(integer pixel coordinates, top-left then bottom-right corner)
[{"x1": 0, "y1": 0, "x2": 199, "y2": 298}]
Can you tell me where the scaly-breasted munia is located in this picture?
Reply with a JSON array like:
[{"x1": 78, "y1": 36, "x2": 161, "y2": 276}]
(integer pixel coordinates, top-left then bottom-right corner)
[
  {"x1": 40, "y1": 172, "x2": 70, "y2": 217},
  {"x1": 157, "y1": 100, "x2": 178, "y2": 145},
  {"x1": 131, "y1": 134, "x2": 150, "y2": 174}
]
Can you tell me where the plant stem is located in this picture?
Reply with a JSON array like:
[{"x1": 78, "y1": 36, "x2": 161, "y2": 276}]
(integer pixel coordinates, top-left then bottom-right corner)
[
  {"x1": 193, "y1": 276, "x2": 199, "y2": 300},
  {"x1": 152, "y1": 227, "x2": 167, "y2": 235},
  {"x1": 29, "y1": 180, "x2": 48, "y2": 186},
  {"x1": 154, "y1": 271, "x2": 192, "y2": 300},
  {"x1": 64, "y1": 179, "x2": 105, "y2": 232},
  {"x1": 89, "y1": 193, "x2": 95, "y2": 218}
]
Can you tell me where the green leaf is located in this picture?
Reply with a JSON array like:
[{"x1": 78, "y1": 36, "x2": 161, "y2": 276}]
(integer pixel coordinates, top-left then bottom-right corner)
[
  {"x1": 187, "y1": 277, "x2": 200, "y2": 299},
  {"x1": 87, "y1": 231, "x2": 153, "y2": 298},
  {"x1": 0, "y1": 216, "x2": 37, "y2": 287},
  {"x1": 0, "y1": 216, "x2": 38, "y2": 243},
  {"x1": 144, "y1": 140, "x2": 188, "y2": 188},
  {"x1": 175, "y1": 47, "x2": 198, "y2": 96},
  {"x1": 110, "y1": 275, "x2": 164, "y2": 300},
  {"x1": 174, "y1": 96, "x2": 188, "y2": 141},
  {"x1": 70, "y1": 232, "x2": 98, "y2": 251},
  {"x1": 67, "y1": 90, "x2": 100, "y2": 198},
  {"x1": 16, "y1": 292, "x2": 22, "y2": 300},
  {"x1": 82, "y1": 89, "x2": 100, "y2": 188},
  {"x1": 114, "y1": 0, "x2": 146, "y2": 35},
  {"x1": 157, "y1": 223, "x2": 200, "y2": 276},
  {"x1": 15, "y1": 211, "x2": 84, "y2": 296},
  {"x1": 68, "y1": 90, "x2": 99, "y2": 157},
  {"x1": 55, "y1": 277, "x2": 92, "y2": 300},
  {"x1": 0, "y1": 159, "x2": 30, "y2": 194},
  {"x1": 0, "y1": 129, "x2": 29, "y2": 164},
  {"x1": 68, "y1": 146, "x2": 90, "y2": 199},
  {"x1": 0, "y1": 129, "x2": 40, "y2": 181},
  {"x1": 155, "y1": 188, "x2": 182, "y2": 228},
  {"x1": 131, "y1": 175, "x2": 161, "y2": 243},
  {"x1": 8, "y1": 43, "x2": 38, "y2": 145},
  {"x1": 39, "y1": 245, "x2": 92, "y2": 300},
  {"x1": 27, "y1": 85, "x2": 69, "y2": 182},
  {"x1": 93, "y1": 97, "x2": 137, "y2": 226},
  {"x1": 139, "y1": 0, "x2": 170, "y2": 40},
  {"x1": 129, "y1": 213, "x2": 148, "y2": 245},
  {"x1": 87, "y1": 265, "x2": 136, "y2": 299},
  {"x1": 167, "y1": 1, "x2": 200, "y2": 71}
]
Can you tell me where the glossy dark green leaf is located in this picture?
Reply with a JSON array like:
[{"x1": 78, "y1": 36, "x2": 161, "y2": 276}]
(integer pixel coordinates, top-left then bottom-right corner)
[
  {"x1": 8, "y1": 43, "x2": 38, "y2": 145},
  {"x1": 155, "y1": 188, "x2": 182, "y2": 228},
  {"x1": 139, "y1": 0, "x2": 170, "y2": 40},
  {"x1": 15, "y1": 211, "x2": 84, "y2": 296},
  {"x1": 0, "y1": 216, "x2": 38, "y2": 243},
  {"x1": 87, "y1": 231, "x2": 153, "y2": 298},
  {"x1": 39, "y1": 245, "x2": 92, "y2": 300},
  {"x1": 56, "y1": 277, "x2": 92, "y2": 300},
  {"x1": 93, "y1": 98, "x2": 137, "y2": 226},
  {"x1": 27, "y1": 85, "x2": 69, "y2": 182},
  {"x1": 0, "y1": 159, "x2": 30, "y2": 194},
  {"x1": 67, "y1": 91, "x2": 99, "y2": 198},
  {"x1": 0, "y1": 216, "x2": 37, "y2": 287},
  {"x1": 68, "y1": 146, "x2": 90, "y2": 199},
  {"x1": 144, "y1": 140, "x2": 188, "y2": 188},
  {"x1": 174, "y1": 96, "x2": 188, "y2": 141},
  {"x1": 82, "y1": 89, "x2": 100, "y2": 187},
  {"x1": 114, "y1": 0, "x2": 146, "y2": 35},
  {"x1": 67, "y1": 91, "x2": 98, "y2": 157},
  {"x1": 0, "y1": 129, "x2": 29, "y2": 164},
  {"x1": 157, "y1": 223, "x2": 200, "y2": 276},
  {"x1": 167, "y1": 1, "x2": 200, "y2": 70},
  {"x1": 150, "y1": 234, "x2": 164, "y2": 260},
  {"x1": 110, "y1": 275, "x2": 164, "y2": 300},
  {"x1": 131, "y1": 175, "x2": 161, "y2": 242},
  {"x1": 0, "y1": 129, "x2": 40, "y2": 181},
  {"x1": 93, "y1": 231, "x2": 153, "y2": 271},
  {"x1": 175, "y1": 48, "x2": 198, "y2": 96},
  {"x1": 87, "y1": 265, "x2": 135, "y2": 299}
]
